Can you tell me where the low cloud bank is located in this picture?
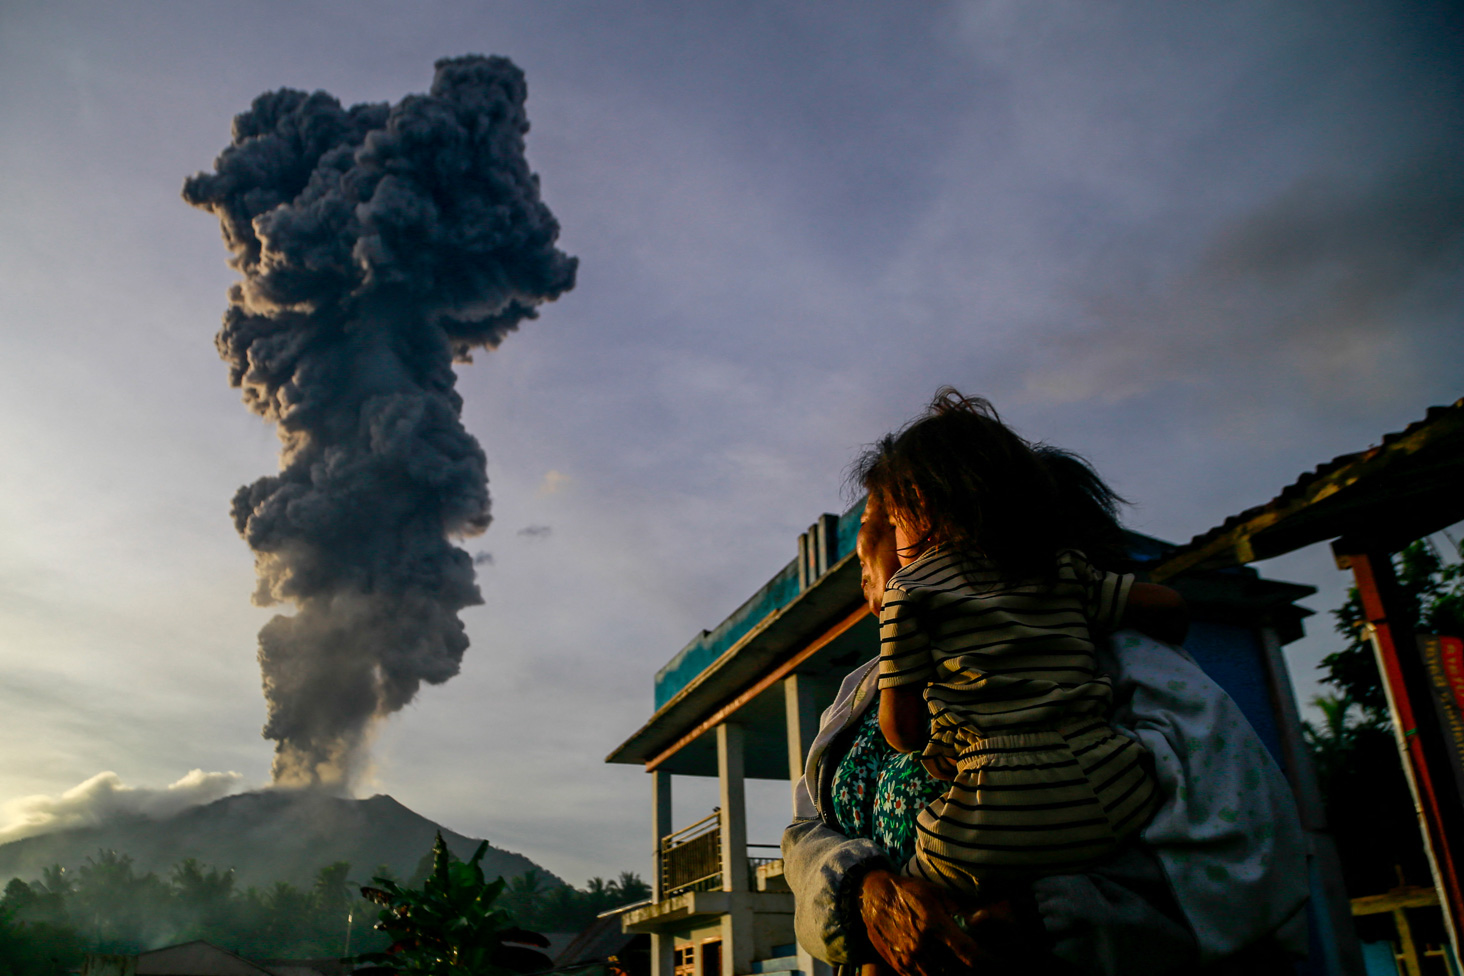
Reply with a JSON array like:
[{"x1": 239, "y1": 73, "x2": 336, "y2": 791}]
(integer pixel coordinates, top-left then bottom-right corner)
[
  {"x1": 1023, "y1": 152, "x2": 1464, "y2": 411},
  {"x1": 0, "y1": 770, "x2": 245, "y2": 845}
]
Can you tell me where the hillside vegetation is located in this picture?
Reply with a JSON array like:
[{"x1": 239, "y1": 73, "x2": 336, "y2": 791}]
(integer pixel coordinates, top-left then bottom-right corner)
[
  {"x1": 0, "y1": 789, "x2": 648, "y2": 974},
  {"x1": 1, "y1": 846, "x2": 647, "y2": 975}
]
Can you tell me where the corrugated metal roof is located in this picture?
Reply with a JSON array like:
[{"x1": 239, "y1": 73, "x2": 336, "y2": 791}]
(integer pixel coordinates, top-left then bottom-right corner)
[{"x1": 1152, "y1": 397, "x2": 1464, "y2": 581}]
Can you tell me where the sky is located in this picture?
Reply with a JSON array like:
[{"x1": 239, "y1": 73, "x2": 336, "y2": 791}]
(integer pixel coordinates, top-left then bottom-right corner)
[{"x1": 1, "y1": 1, "x2": 1461, "y2": 887}]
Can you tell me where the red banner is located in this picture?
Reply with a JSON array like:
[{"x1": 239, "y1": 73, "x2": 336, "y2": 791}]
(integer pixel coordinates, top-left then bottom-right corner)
[{"x1": 1420, "y1": 635, "x2": 1464, "y2": 802}]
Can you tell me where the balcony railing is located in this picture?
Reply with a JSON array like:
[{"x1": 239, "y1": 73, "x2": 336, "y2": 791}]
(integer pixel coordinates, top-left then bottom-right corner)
[
  {"x1": 659, "y1": 814, "x2": 783, "y2": 898},
  {"x1": 661, "y1": 811, "x2": 722, "y2": 897},
  {"x1": 746, "y1": 844, "x2": 780, "y2": 871}
]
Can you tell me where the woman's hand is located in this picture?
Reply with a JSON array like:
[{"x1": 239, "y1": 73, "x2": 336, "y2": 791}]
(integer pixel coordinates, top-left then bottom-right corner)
[
  {"x1": 858, "y1": 869, "x2": 1035, "y2": 976},
  {"x1": 857, "y1": 869, "x2": 986, "y2": 976}
]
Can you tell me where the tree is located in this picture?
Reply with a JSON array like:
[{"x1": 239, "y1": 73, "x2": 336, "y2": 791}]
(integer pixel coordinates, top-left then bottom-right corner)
[
  {"x1": 498, "y1": 870, "x2": 548, "y2": 921},
  {"x1": 502, "y1": 870, "x2": 652, "y2": 932},
  {"x1": 313, "y1": 861, "x2": 354, "y2": 917},
  {"x1": 2, "y1": 880, "x2": 38, "y2": 919},
  {"x1": 1321, "y1": 537, "x2": 1464, "y2": 724},
  {"x1": 0, "y1": 903, "x2": 84, "y2": 976},
  {"x1": 611, "y1": 872, "x2": 651, "y2": 904},
  {"x1": 70, "y1": 850, "x2": 170, "y2": 952},
  {"x1": 168, "y1": 858, "x2": 235, "y2": 942},
  {"x1": 1, "y1": 875, "x2": 83, "y2": 976},
  {"x1": 37, "y1": 867, "x2": 69, "y2": 900},
  {"x1": 1307, "y1": 535, "x2": 1464, "y2": 896},
  {"x1": 358, "y1": 832, "x2": 554, "y2": 976},
  {"x1": 1302, "y1": 695, "x2": 1364, "y2": 789},
  {"x1": 171, "y1": 859, "x2": 235, "y2": 907}
]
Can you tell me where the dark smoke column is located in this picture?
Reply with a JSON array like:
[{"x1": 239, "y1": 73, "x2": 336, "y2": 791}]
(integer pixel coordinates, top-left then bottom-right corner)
[{"x1": 184, "y1": 56, "x2": 576, "y2": 788}]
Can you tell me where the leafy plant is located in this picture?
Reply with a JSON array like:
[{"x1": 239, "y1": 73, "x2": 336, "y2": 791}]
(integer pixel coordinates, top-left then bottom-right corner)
[
  {"x1": 358, "y1": 832, "x2": 553, "y2": 976},
  {"x1": 1302, "y1": 694, "x2": 1365, "y2": 789},
  {"x1": 1307, "y1": 535, "x2": 1464, "y2": 896},
  {"x1": 1321, "y1": 537, "x2": 1464, "y2": 725}
]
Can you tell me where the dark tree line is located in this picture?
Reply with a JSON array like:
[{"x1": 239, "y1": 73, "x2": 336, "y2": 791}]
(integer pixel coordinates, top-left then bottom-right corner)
[
  {"x1": 498, "y1": 869, "x2": 650, "y2": 933},
  {"x1": 0, "y1": 852, "x2": 384, "y2": 974},
  {"x1": 0, "y1": 845, "x2": 649, "y2": 976}
]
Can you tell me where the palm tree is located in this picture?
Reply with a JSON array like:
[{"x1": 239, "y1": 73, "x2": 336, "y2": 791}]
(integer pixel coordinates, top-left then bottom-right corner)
[{"x1": 1302, "y1": 694, "x2": 1362, "y2": 791}]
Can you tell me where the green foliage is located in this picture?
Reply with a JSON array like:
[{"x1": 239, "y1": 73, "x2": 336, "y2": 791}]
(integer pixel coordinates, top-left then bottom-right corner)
[
  {"x1": 384, "y1": 839, "x2": 650, "y2": 939},
  {"x1": 0, "y1": 911, "x2": 85, "y2": 976},
  {"x1": 1302, "y1": 696, "x2": 1430, "y2": 895},
  {"x1": 359, "y1": 832, "x2": 553, "y2": 976},
  {"x1": 508, "y1": 871, "x2": 650, "y2": 933},
  {"x1": 1307, "y1": 535, "x2": 1464, "y2": 895},
  {"x1": 72, "y1": 850, "x2": 173, "y2": 951},
  {"x1": 1302, "y1": 694, "x2": 1365, "y2": 789},
  {"x1": 0, "y1": 839, "x2": 649, "y2": 967},
  {"x1": 0, "y1": 882, "x2": 84, "y2": 976},
  {"x1": 1321, "y1": 537, "x2": 1464, "y2": 724},
  {"x1": 1, "y1": 853, "x2": 387, "y2": 962}
]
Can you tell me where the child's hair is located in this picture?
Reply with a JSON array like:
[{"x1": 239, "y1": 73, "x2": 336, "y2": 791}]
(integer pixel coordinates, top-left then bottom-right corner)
[
  {"x1": 851, "y1": 388, "x2": 1128, "y2": 577},
  {"x1": 1033, "y1": 445, "x2": 1130, "y2": 571}
]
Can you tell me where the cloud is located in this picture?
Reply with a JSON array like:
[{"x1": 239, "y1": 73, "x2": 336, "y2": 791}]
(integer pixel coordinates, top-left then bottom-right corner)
[
  {"x1": 0, "y1": 770, "x2": 246, "y2": 844},
  {"x1": 1021, "y1": 152, "x2": 1464, "y2": 411},
  {"x1": 517, "y1": 525, "x2": 552, "y2": 540},
  {"x1": 537, "y1": 470, "x2": 571, "y2": 496}
]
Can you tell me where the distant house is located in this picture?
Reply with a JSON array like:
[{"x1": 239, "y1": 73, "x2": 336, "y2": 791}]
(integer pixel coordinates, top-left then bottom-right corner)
[
  {"x1": 545, "y1": 912, "x2": 650, "y2": 976},
  {"x1": 607, "y1": 503, "x2": 1342, "y2": 976},
  {"x1": 81, "y1": 939, "x2": 345, "y2": 976}
]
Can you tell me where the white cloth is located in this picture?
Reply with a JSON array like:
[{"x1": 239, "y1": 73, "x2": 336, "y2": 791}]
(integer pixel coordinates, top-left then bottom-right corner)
[{"x1": 1099, "y1": 631, "x2": 1310, "y2": 962}]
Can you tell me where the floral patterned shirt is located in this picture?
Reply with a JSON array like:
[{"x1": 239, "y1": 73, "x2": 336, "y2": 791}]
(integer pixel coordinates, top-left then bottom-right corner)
[{"x1": 829, "y1": 705, "x2": 946, "y2": 866}]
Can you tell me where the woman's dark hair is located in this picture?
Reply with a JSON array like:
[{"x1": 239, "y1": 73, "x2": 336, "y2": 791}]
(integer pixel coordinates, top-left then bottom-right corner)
[{"x1": 851, "y1": 388, "x2": 1128, "y2": 576}]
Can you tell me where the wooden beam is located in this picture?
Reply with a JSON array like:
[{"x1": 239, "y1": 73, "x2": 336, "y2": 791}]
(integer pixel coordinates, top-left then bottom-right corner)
[
  {"x1": 1351, "y1": 885, "x2": 1440, "y2": 916},
  {"x1": 646, "y1": 606, "x2": 868, "y2": 773}
]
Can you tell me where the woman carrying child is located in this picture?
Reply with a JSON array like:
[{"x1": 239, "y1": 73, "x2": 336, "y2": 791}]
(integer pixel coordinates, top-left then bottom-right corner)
[{"x1": 782, "y1": 389, "x2": 1309, "y2": 975}]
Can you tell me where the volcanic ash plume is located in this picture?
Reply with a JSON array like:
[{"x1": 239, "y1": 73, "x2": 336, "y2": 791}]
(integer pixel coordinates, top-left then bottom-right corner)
[{"x1": 183, "y1": 56, "x2": 577, "y2": 788}]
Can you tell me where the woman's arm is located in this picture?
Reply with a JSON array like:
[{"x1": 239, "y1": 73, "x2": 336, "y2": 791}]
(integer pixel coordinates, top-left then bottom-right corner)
[
  {"x1": 782, "y1": 813, "x2": 892, "y2": 965},
  {"x1": 879, "y1": 685, "x2": 930, "y2": 754}
]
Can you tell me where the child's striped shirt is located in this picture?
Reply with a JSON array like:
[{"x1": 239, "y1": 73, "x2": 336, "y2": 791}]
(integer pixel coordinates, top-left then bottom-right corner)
[{"x1": 877, "y1": 547, "x2": 1133, "y2": 739}]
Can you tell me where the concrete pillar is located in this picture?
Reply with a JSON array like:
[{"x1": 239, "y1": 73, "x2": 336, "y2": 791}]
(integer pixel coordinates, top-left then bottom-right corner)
[
  {"x1": 650, "y1": 933, "x2": 676, "y2": 976},
  {"x1": 720, "y1": 905, "x2": 754, "y2": 976},
  {"x1": 815, "y1": 513, "x2": 838, "y2": 577},
  {"x1": 783, "y1": 674, "x2": 818, "y2": 811},
  {"x1": 718, "y1": 723, "x2": 748, "y2": 893},
  {"x1": 649, "y1": 770, "x2": 677, "y2": 976},
  {"x1": 718, "y1": 723, "x2": 753, "y2": 975},
  {"x1": 652, "y1": 769, "x2": 673, "y2": 902}
]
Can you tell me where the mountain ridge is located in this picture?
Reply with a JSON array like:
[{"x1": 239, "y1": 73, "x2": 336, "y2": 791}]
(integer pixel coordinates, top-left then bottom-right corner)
[{"x1": 0, "y1": 790, "x2": 560, "y2": 890}]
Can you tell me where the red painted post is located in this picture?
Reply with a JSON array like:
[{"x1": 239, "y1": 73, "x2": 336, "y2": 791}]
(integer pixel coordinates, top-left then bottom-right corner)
[{"x1": 1347, "y1": 550, "x2": 1464, "y2": 951}]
